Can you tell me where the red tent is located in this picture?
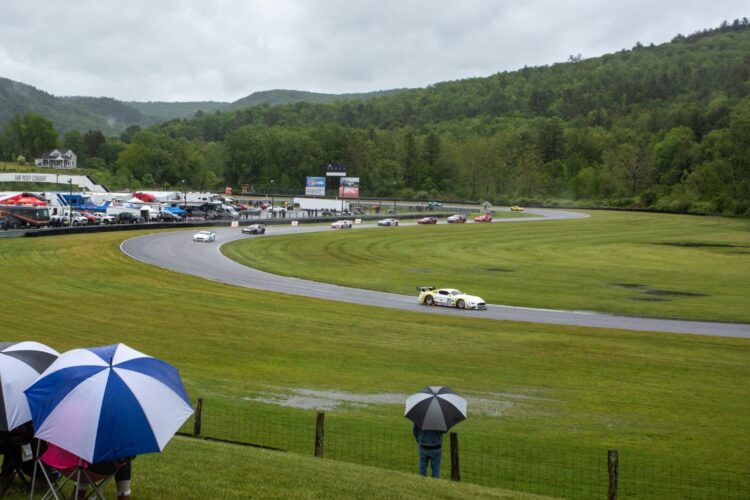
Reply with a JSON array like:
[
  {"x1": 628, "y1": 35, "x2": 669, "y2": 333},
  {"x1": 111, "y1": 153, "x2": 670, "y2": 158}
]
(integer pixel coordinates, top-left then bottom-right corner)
[
  {"x1": 134, "y1": 192, "x2": 157, "y2": 202},
  {"x1": 0, "y1": 193, "x2": 47, "y2": 206}
]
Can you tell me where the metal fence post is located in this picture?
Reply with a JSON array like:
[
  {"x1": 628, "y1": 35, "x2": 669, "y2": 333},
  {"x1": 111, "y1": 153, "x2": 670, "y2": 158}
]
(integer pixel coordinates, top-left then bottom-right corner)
[
  {"x1": 608, "y1": 449, "x2": 619, "y2": 500},
  {"x1": 193, "y1": 398, "x2": 203, "y2": 437},
  {"x1": 450, "y1": 432, "x2": 460, "y2": 481},
  {"x1": 314, "y1": 411, "x2": 325, "y2": 458}
]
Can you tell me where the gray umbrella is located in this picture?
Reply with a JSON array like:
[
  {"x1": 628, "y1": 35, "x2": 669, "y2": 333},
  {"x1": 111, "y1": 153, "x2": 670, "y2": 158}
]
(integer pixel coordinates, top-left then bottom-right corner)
[
  {"x1": 0, "y1": 341, "x2": 59, "y2": 431},
  {"x1": 404, "y1": 386, "x2": 467, "y2": 431}
]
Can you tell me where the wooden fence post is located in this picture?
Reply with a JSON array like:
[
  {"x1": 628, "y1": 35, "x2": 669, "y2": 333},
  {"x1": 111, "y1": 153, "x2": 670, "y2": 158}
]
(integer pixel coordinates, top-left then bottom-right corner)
[
  {"x1": 314, "y1": 411, "x2": 325, "y2": 458},
  {"x1": 450, "y1": 432, "x2": 460, "y2": 481},
  {"x1": 193, "y1": 398, "x2": 203, "y2": 437},
  {"x1": 608, "y1": 449, "x2": 619, "y2": 500}
]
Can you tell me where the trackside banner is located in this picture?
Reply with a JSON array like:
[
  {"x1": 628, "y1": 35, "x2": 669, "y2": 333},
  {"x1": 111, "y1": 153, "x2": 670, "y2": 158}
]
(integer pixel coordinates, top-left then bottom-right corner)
[
  {"x1": 305, "y1": 177, "x2": 326, "y2": 196},
  {"x1": 338, "y1": 177, "x2": 359, "y2": 198}
]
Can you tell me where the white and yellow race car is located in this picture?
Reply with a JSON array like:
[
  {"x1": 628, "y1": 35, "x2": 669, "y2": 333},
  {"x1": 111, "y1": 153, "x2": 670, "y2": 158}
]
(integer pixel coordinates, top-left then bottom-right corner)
[{"x1": 416, "y1": 286, "x2": 487, "y2": 310}]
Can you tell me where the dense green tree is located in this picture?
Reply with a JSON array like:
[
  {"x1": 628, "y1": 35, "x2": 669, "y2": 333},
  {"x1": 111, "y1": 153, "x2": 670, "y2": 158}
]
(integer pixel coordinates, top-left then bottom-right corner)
[{"x1": 2, "y1": 113, "x2": 58, "y2": 158}]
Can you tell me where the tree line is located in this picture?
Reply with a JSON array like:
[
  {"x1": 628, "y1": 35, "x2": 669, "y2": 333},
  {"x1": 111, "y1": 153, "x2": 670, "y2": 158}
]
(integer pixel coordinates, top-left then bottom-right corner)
[{"x1": 1, "y1": 20, "x2": 749, "y2": 215}]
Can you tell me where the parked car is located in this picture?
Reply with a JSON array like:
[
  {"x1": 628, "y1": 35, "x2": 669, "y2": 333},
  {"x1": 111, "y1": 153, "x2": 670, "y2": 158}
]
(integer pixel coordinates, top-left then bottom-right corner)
[
  {"x1": 242, "y1": 207, "x2": 262, "y2": 216},
  {"x1": 70, "y1": 212, "x2": 89, "y2": 226},
  {"x1": 473, "y1": 214, "x2": 493, "y2": 223},
  {"x1": 193, "y1": 230, "x2": 216, "y2": 242},
  {"x1": 510, "y1": 206, "x2": 524, "y2": 212},
  {"x1": 242, "y1": 223, "x2": 266, "y2": 234},
  {"x1": 417, "y1": 286, "x2": 487, "y2": 310},
  {"x1": 158, "y1": 211, "x2": 182, "y2": 222},
  {"x1": 0, "y1": 216, "x2": 19, "y2": 230},
  {"x1": 93, "y1": 213, "x2": 117, "y2": 224},
  {"x1": 270, "y1": 206, "x2": 287, "y2": 214},
  {"x1": 330, "y1": 220, "x2": 352, "y2": 229},
  {"x1": 80, "y1": 212, "x2": 98, "y2": 225},
  {"x1": 417, "y1": 217, "x2": 438, "y2": 224},
  {"x1": 116, "y1": 212, "x2": 144, "y2": 224},
  {"x1": 377, "y1": 218, "x2": 399, "y2": 226},
  {"x1": 447, "y1": 214, "x2": 466, "y2": 223}
]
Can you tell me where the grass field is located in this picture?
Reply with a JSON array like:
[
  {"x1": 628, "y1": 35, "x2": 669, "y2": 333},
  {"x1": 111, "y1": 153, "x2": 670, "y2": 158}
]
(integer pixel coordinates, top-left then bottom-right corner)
[
  {"x1": 0, "y1": 225, "x2": 748, "y2": 497},
  {"x1": 3, "y1": 436, "x2": 546, "y2": 499},
  {"x1": 222, "y1": 210, "x2": 750, "y2": 323}
]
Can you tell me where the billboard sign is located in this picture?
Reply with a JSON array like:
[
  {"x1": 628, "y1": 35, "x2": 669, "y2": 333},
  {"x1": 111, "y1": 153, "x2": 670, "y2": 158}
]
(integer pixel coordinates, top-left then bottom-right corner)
[
  {"x1": 305, "y1": 176, "x2": 326, "y2": 196},
  {"x1": 326, "y1": 163, "x2": 347, "y2": 177},
  {"x1": 338, "y1": 177, "x2": 360, "y2": 199}
]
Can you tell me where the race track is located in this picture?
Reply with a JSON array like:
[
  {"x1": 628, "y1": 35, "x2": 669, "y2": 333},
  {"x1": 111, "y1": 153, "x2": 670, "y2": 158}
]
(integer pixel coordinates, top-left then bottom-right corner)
[{"x1": 121, "y1": 209, "x2": 750, "y2": 338}]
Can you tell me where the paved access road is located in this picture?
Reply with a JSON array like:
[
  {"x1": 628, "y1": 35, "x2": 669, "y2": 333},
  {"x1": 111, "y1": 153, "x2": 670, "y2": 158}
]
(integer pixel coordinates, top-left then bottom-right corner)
[{"x1": 121, "y1": 208, "x2": 750, "y2": 339}]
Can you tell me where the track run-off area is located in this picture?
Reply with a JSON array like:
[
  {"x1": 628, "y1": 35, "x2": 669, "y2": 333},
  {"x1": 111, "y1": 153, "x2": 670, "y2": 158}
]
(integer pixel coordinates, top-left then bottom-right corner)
[{"x1": 121, "y1": 208, "x2": 750, "y2": 339}]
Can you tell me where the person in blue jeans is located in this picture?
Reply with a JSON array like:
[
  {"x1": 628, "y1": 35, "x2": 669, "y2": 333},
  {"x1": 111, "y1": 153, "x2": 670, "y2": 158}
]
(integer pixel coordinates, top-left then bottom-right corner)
[{"x1": 413, "y1": 424, "x2": 444, "y2": 478}]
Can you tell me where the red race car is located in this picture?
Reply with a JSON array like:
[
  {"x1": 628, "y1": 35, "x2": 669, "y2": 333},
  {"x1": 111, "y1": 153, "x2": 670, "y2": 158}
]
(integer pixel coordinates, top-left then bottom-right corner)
[
  {"x1": 473, "y1": 214, "x2": 493, "y2": 223},
  {"x1": 417, "y1": 217, "x2": 438, "y2": 224}
]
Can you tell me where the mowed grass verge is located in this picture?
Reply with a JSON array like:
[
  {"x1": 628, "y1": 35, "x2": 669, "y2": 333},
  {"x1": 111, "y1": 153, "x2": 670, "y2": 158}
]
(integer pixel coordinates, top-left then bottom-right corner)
[
  {"x1": 0, "y1": 231, "x2": 748, "y2": 493},
  {"x1": 222, "y1": 210, "x2": 750, "y2": 322},
  {"x1": 2, "y1": 436, "x2": 545, "y2": 499}
]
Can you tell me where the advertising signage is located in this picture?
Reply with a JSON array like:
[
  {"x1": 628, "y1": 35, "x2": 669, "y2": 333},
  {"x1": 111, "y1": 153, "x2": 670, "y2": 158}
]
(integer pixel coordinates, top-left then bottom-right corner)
[
  {"x1": 305, "y1": 176, "x2": 326, "y2": 196},
  {"x1": 326, "y1": 163, "x2": 347, "y2": 177},
  {"x1": 338, "y1": 177, "x2": 360, "y2": 199}
]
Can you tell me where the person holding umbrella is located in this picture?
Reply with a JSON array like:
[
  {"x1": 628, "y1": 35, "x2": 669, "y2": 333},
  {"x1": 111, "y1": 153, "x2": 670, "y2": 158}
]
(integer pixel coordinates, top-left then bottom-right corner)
[
  {"x1": 405, "y1": 386, "x2": 467, "y2": 479},
  {"x1": 412, "y1": 423, "x2": 444, "y2": 478},
  {"x1": 24, "y1": 343, "x2": 194, "y2": 499},
  {"x1": 0, "y1": 341, "x2": 59, "y2": 493}
]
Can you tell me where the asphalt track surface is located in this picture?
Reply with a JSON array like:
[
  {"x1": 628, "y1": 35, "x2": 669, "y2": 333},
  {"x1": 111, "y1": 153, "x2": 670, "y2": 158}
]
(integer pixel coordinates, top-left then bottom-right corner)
[{"x1": 121, "y1": 208, "x2": 750, "y2": 339}]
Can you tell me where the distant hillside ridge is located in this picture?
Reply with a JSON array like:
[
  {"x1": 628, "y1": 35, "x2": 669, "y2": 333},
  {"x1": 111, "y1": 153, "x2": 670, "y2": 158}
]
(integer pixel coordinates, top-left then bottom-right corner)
[
  {"x1": 226, "y1": 88, "x2": 409, "y2": 110},
  {"x1": 0, "y1": 76, "x2": 408, "y2": 135}
]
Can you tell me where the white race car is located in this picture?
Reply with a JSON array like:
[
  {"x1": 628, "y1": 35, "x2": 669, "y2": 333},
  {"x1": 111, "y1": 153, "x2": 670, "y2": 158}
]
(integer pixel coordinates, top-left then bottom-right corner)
[
  {"x1": 417, "y1": 286, "x2": 487, "y2": 310},
  {"x1": 331, "y1": 220, "x2": 353, "y2": 229},
  {"x1": 377, "y1": 218, "x2": 399, "y2": 226},
  {"x1": 193, "y1": 230, "x2": 216, "y2": 242}
]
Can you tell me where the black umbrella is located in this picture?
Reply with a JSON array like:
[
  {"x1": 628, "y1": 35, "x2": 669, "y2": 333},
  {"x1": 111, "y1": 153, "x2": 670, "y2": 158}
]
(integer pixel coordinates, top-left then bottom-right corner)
[
  {"x1": 404, "y1": 386, "x2": 467, "y2": 432},
  {"x1": 0, "y1": 341, "x2": 59, "y2": 431}
]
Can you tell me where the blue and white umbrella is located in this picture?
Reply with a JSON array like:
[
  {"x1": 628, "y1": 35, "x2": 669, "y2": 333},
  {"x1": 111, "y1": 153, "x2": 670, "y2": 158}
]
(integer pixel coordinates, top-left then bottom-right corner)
[{"x1": 24, "y1": 343, "x2": 193, "y2": 463}]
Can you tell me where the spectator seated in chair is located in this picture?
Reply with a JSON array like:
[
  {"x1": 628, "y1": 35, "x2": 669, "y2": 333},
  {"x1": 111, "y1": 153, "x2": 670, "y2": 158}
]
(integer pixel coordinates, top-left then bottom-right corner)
[
  {"x1": 0, "y1": 422, "x2": 40, "y2": 494},
  {"x1": 40, "y1": 443, "x2": 132, "y2": 499}
]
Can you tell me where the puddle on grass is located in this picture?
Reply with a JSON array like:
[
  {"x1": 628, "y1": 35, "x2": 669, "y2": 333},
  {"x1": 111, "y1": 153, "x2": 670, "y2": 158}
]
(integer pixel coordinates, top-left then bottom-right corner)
[
  {"x1": 243, "y1": 388, "x2": 547, "y2": 416},
  {"x1": 656, "y1": 242, "x2": 746, "y2": 249},
  {"x1": 610, "y1": 283, "x2": 646, "y2": 289},
  {"x1": 643, "y1": 289, "x2": 708, "y2": 297},
  {"x1": 610, "y1": 283, "x2": 708, "y2": 300}
]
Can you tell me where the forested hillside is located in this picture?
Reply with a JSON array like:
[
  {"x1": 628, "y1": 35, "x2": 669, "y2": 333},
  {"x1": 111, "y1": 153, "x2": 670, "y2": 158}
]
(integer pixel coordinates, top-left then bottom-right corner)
[
  {"x1": 2, "y1": 20, "x2": 749, "y2": 215},
  {"x1": 0, "y1": 79, "x2": 407, "y2": 134},
  {"x1": 226, "y1": 88, "x2": 408, "y2": 110}
]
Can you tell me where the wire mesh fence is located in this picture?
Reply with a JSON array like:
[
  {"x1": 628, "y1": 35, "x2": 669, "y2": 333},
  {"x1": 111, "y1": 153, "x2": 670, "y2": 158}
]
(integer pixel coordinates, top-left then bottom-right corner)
[{"x1": 180, "y1": 398, "x2": 748, "y2": 499}]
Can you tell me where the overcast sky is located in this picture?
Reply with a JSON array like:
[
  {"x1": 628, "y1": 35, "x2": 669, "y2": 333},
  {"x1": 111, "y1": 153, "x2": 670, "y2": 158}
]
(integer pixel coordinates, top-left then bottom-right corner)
[{"x1": 1, "y1": 1, "x2": 747, "y2": 102}]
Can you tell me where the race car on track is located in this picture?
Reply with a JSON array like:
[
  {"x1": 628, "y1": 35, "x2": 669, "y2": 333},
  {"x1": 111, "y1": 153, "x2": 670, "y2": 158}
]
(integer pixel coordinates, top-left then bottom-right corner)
[
  {"x1": 416, "y1": 286, "x2": 487, "y2": 310},
  {"x1": 377, "y1": 218, "x2": 399, "y2": 226},
  {"x1": 331, "y1": 220, "x2": 353, "y2": 229},
  {"x1": 242, "y1": 223, "x2": 266, "y2": 234},
  {"x1": 193, "y1": 230, "x2": 216, "y2": 242},
  {"x1": 447, "y1": 214, "x2": 466, "y2": 223},
  {"x1": 510, "y1": 206, "x2": 524, "y2": 211},
  {"x1": 417, "y1": 216, "x2": 438, "y2": 224},
  {"x1": 474, "y1": 214, "x2": 493, "y2": 223}
]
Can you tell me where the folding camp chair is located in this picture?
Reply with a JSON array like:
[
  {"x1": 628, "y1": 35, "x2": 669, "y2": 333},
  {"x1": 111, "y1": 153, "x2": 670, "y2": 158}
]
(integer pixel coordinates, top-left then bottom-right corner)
[{"x1": 30, "y1": 443, "x2": 119, "y2": 500}]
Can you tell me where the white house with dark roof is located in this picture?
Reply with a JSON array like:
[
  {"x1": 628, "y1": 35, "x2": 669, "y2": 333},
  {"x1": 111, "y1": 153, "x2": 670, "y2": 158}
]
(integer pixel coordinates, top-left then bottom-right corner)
[{"x1": 34, "y1": 149, "x2": 77, "y2": 169}]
